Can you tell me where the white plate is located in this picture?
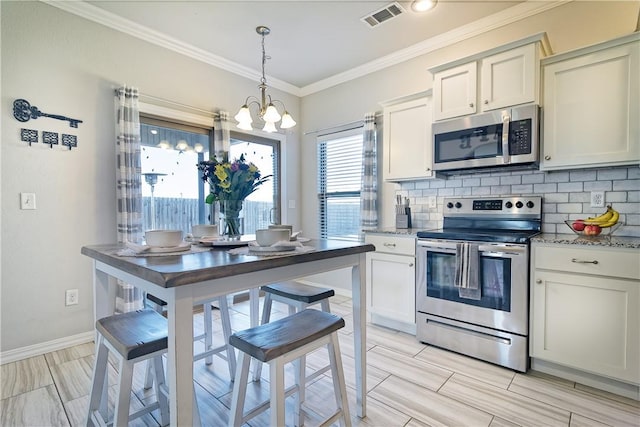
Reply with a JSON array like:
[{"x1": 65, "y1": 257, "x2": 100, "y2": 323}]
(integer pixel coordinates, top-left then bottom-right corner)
[
  {"x1": 147, "y1": 242, "x2": 192, "y2": 253},
  {"x1": 295, "y1": 237, "x2": 311, "y2": 243},
  {"x1": 198, "y1": 237, "x2": 250, "y2": 247},
  {"x1": 248, "y1": 245, "x2": 297, "y2": 253}
]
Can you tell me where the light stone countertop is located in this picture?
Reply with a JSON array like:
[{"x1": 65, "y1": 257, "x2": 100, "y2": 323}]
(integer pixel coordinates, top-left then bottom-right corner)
[
  {"x1": 365, "y1": 228, "x2": 419, "y2": 237},
  {"x1": 531, "y1": 233, "x2": 640, "y2": 249}
]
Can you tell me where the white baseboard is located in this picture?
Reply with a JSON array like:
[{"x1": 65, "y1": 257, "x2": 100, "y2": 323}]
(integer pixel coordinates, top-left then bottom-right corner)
[{"x1": 0, "y1": 331, "x2": 94, "y2": 365}]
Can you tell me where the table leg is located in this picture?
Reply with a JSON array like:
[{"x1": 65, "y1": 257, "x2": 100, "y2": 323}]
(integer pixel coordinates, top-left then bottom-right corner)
[
  {"x1": 352, "y1": 255, "x2": 367, "y2": 418},
  {"x1": 166, "y1": 287, "x2": 197, "y2": 426}
]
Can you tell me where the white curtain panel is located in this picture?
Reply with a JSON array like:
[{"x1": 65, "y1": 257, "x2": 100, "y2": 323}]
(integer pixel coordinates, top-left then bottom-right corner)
[
  {"x1": 214, "y1": 110, "x2": 231, "y2": 160},
  {"x1": 360, "y1": 112, "x2": 378, "y2": 236},
  {"x1": 114, "y1": 86, "x2": 144, "y2": 313}
]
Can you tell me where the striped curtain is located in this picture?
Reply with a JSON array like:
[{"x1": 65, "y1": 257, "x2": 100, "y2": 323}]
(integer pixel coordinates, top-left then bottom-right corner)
[
  {"x1": 214, "y1": 110, "x2": 231, "y2": 160},
  {"x1": 360, "y1": 113, "x2": 378, "y2": 237},
  {"x1": 114, "y1": 86, "x2": 144, "y2": 313}
]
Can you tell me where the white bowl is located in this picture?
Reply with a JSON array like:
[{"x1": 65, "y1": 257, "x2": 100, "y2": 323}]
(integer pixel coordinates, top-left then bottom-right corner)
[
  {"x1": 192, "y1": 224, "x2": 218, "y2": 238},
  {"x1": 268, "y1": 224, "x2": 293, "y2": 232},
  {"x1": 256, "y1": 228, "x2": 290, "y2": 247},
  {"x1": 145, "y1": 230, "x2": 183, "y2": 247}
]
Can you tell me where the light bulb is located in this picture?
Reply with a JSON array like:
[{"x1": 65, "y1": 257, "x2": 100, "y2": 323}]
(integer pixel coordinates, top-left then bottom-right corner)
[
  {"x1": 176, "y1": 140, "x2": 189, "y2": 151},
  {"x1": 237, "y1": 120, "x2": 253, "y2": 131},
  {"x1": 194, "y1": 143, "x2": 204, "y2": 153},
  {"x1": 262, "y1": 103, "x2": 281, "y2": 123},
  {"x1": 157, "y1": 140, "x2": 171, "y2": 150},
  {"x1": 411, "y1": 0, "x2": 437, "y2": 12},
  {"x1": 280, "y1": 112, "x2": 296, "y2": 129},
  {"x1": 262, "y1": 121, "x2": 277, "y2": 133}
]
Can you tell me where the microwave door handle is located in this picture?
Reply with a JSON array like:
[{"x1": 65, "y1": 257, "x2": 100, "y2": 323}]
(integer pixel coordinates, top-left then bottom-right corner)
[{"x1": 501, "y1": 112, "x2": 510, "y2": 164}]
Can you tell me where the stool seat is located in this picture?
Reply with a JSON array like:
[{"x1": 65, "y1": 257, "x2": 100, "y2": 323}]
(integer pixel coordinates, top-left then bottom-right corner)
[
  {"x1": 146, "y1": 293, "x2": 167, "y2": 308},
  {"x1": 230, "y1": 309, "x2": 344, "y2": 363},
  {"x1": 96, "y1": 309, "x2": 167, "y2": 360},
  {"x1": 261, "y1": 282, "x2": 334, "y2": 305}
]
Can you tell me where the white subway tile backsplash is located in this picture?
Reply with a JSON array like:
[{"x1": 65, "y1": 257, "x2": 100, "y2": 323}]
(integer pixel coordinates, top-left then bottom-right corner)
[{"x1": 397, "y1": 165, "x2": 638, "y2": 237}]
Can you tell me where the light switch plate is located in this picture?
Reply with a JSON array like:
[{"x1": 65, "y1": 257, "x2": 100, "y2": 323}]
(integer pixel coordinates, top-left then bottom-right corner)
[
  {"x1": 427, "y1": 196, "x2": 437, "y2": 209},
  {"x1": 20, "y1": 193, "x2": 36, "y2": 210},
  {"x1": 590, "y1": 191, "x2": 605, "y2": 208}
]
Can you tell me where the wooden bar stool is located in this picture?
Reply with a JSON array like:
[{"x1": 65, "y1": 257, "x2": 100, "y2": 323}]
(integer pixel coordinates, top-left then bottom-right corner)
[
  {"x1": 229, "y1": 309, "x2": 351, "y2": 427},
  {"x1": 254, "y1": 281, "x2": 335, "y2": 384},
  {"x1": 86, "y1": 309, "x2": 170, "y2": 427}
]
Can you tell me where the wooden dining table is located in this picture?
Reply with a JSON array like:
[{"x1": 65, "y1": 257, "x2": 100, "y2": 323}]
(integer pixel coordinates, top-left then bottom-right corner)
[{"x1": 81, "y1": 239, "x2": 375, "y2": 426}]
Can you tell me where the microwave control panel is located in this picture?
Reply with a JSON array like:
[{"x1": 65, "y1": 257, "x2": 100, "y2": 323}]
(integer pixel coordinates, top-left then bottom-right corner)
[{"x1": 509, "y1": 118, "x2": 532, "y2": 155}]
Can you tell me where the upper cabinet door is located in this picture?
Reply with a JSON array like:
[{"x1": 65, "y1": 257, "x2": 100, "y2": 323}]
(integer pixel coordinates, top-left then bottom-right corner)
[
  {"x1": 382, "y1": 94, "x2": 433, "y2": 181},
  {"x1": 433, "y1": 62, "x2": 477, "y2": 121},
  {"x1": 541, "y1": 34, "x2": 640, "y2": 170},
  {"x1": 480, "y1": 44, "x2": 537, "y2": 112}
]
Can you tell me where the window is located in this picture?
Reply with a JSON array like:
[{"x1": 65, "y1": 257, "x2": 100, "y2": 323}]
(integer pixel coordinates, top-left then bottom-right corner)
[
  {"x1": 140, "y1": 115, "x2": 281, "y2": 235},
  {"x1": 317, "y1": 129, "x2": 363, "y2": 240}
]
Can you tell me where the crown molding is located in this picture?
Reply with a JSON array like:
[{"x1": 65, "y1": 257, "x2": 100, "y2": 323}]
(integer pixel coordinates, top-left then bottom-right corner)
[
  {"x1": 299, "y1": 0, "x2": 568, "y2": 96},
  {"x1": 42, "y1": 0, "x2": 567, "y2": 98}
]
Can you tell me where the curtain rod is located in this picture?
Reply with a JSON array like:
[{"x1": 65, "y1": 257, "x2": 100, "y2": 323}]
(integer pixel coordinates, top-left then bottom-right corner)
[
  {"x1": 304, "y1": 113, "x2": 382, "y2": 136},
  {"x1": 114, "y1": 89, "x2": 216, "y2": 117}
]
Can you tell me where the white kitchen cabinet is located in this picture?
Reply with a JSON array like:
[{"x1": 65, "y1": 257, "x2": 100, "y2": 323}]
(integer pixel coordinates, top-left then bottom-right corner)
[
  {"x1": 530, "y1": 242, "x2": 640, "y2": 386},
  {"x1": 380, "y1": 91, "x2": 433, "y2": 181},
  {"x1": 365, "y1": 233, "x2": 416, "y2": 334},
  {"x1": 430, "y1": 34, "x2": 549, "y2": 121},
  {"x1": 540, "y1": 32, "x2": 640, "y2": 170}
]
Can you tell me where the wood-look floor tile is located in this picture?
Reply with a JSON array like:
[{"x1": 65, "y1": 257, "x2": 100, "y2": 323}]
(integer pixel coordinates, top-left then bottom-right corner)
[
  {"x1": 366, "y1": 325, "x2": 426, "y2": 357},
  {"x1": 414, "y1": 346, "x2": 515, "y2": 389},
  {"x1": 509, "y1": 373, "x2": 640, "y2": 426},
  {"x1": 0, "y1": 384, "x2": 69, "y2": 427},
  {"x1": 488, "y1": 415, "x2": 520, "y2": 427},
  {"x1": 0, "y1": 355, "x2": 53, "y2": 400},
  {"x1": 574, "y1": 382, "x2": 640, "y2": 408},
  {"x1": 331, "y1": 353, "x2": 390, "y2": 392},
  {"x1": 369, "y1": 375, "x2": 493, "y2": 426},
  {"x1": 440, "y1": 373, "x2": 570, "y2": 426},
  {"x1": 49, "y1": 354, "x2": 102, "y2": 403},
  {"x1": 404, "y1": 418, "x2": 429, "y2": 427},
  {"x1": 367, "y1": 346, "x2": 452, "y2": 391},
  {"x1": 569, "y1": 413, "x2": 612, "y2": 427},
  {"x1": 44, "y1": 342, "x2": 95, "y2": 366}
]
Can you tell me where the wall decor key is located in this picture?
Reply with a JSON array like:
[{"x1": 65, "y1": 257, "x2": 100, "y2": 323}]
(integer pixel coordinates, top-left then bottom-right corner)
[{"x1": 13, "y1": 99, "x2": 83, "y2": 128}]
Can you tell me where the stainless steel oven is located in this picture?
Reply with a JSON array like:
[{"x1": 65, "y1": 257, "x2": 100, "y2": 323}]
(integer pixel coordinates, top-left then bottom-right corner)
[{"x1": 416, "y1": 196, "x2": 542, "y2": 372}]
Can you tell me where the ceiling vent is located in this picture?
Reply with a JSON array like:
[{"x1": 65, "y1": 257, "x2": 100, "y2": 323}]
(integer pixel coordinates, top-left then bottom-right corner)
[{"x1": 361, "y1": 2, "x2": 406, "y2": 28}]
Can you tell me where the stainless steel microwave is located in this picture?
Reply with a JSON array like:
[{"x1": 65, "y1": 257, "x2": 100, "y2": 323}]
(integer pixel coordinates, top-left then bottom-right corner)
[{"x1": 432, "y1": 104, "x2": 539, "y2": 173}]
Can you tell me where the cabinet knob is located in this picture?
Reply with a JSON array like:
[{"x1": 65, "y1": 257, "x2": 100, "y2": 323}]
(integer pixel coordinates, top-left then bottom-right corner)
[
  {"x1": 484, "y1": 100, "x2": 489, "y2": 105},
  {"x1": 426, "y1": 167, "x2": 431, "y2": 171},
  {"x1": 544, "y1": 155, "x2": 551, "y2": 160},
  {"x1": 409, "y1": 263, "x2": 414, "y2": 267},
  {"x1": 572, "y1": 258, "x2": 599, "y2": 265},
  {"x1": 469, "y1": 103, "x2": 474, "y2": 108},
  {"x1": 535, "y1": 279, "x2": 542, "y2": 284}
]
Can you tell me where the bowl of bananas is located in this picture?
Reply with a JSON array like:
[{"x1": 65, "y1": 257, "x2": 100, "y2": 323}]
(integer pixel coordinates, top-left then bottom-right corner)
[{"x1": 565, "y1": 205, "x2": 622, "y2": 238}]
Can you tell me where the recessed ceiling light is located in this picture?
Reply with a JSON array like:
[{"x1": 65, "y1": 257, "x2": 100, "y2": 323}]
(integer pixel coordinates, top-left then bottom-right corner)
[
  {"x1": 411, "y1": 0, "x2": 437, "y2": 12},
  {"x1": 150, "y1": 129, "x2": 158, "y2": 135}
]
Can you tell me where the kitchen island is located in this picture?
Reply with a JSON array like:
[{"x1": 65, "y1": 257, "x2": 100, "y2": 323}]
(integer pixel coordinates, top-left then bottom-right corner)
[{"x1": 81, "y1": 239, "x2": 375, "y2": 426}]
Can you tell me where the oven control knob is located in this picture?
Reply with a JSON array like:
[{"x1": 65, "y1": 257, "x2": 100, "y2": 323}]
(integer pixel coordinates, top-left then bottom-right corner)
[
  {"x1": 516, "y1": 201, "x2": 524, "y2": 208},
  {"x1": 447, "y1": 202, "x2": 454, "y2": 209},
  {"x1": 505, "y1": 201, "x2": 513, "y2": 209},
  {"x1": 526, "y1": 201, "x2": 535, "y2": 209},
  {"x1": 455, "y1": 202, "x2": 462, "y2": 209}
]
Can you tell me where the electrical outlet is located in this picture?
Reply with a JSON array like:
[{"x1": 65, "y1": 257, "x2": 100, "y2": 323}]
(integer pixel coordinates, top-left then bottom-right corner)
[
  {"x1": 65, "y1": 289, "x2": 79, "y2": 306},
  {"x1": 590, "y1": 191, "x2": 605, "y2": 208},
  {"x1": 427, "y1": 196, "x2": 437, "y2": 209}
]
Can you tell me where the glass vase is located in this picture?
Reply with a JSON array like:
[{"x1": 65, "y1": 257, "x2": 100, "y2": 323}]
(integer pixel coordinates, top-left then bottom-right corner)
[{"x1": 219, "y1": 199, "x2": 244, "y2": 240}]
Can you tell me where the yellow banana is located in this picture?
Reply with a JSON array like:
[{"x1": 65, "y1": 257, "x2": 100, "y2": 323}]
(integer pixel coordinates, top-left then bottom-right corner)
[
  {"x1": 584, "y1": 207, "x2": 613, "y2": 224},
  {"x1": 598, "y1": 210, "x2": 620, "y2": 228}
]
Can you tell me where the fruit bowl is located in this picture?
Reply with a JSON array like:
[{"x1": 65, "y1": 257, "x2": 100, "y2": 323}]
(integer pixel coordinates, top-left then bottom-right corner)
[{"x1": 564, "y1": 220, "x2": 622, "y2": 238}]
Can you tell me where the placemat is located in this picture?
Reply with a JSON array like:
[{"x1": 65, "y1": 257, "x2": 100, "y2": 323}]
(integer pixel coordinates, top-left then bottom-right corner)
[{"x1": 116, "y1": 245, "x2": 211, "y2": 257}]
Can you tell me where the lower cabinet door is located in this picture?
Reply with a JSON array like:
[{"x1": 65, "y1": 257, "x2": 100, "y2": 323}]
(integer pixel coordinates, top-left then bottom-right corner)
[
  {"x1": 531, "y1": 271, "x2": 640, "y2": 384},
  {"x1": 366, "y1": 252, "x2": 416, "y2": 328}
]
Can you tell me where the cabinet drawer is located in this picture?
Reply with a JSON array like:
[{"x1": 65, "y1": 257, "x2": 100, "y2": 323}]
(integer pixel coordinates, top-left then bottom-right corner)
[
  {"x1": 365, "y1": 234, "x2": 415, "y2": 256},
  {"x1": 534, "y1": 245, "x2": 640, "y2": 280}
]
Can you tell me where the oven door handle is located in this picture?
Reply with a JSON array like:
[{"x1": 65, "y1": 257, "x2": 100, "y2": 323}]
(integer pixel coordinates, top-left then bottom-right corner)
[{"x1": 478, "y1": 244, "x2": 527, "y2": 255}]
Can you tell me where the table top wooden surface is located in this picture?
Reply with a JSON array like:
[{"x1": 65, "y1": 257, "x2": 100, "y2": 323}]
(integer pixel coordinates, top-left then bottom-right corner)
[{"x1": 81, "y1": 239, "x2": 375, "y2": 288}]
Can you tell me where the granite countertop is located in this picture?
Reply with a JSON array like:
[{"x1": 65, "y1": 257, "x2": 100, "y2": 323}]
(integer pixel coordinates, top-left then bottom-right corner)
[
  {"x1": 365, "y1": 228, "x2": 418, "y2": 237},
  {"x1": 532, "y1": 233, "x2": 640, "y2": 249}
]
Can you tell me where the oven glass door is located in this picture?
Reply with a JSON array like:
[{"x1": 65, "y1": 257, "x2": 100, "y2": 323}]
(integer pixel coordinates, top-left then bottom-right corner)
[{"x1": 426, "y1": 249, "x2": 511, "y2": 311}]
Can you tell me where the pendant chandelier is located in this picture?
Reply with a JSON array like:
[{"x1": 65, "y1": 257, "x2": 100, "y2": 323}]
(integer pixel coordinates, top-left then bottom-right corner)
[{"x1": 234, "y1": 26, "x2": 296, "y2": 133}]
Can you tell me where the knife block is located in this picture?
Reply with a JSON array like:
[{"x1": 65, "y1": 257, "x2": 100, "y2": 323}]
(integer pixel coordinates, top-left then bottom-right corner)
[{"x1": 395, "y1": 208, "x2": 412, "y2": 229}]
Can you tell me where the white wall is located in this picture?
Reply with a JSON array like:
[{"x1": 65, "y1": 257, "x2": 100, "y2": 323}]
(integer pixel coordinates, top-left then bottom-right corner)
[{"x1": 0, "y1": 1, "x2": 300, "y2": 354}]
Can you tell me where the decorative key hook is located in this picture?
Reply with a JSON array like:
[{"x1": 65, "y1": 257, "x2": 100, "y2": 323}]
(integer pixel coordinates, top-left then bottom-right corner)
[{"x1": 13, "y1": 99, "x2": 83, "y2": 128}]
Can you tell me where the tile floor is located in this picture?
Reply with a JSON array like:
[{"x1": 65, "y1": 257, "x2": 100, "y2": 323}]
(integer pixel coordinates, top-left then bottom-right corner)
[{"x1": 1, "y1": 295, "x2": 639, "y2": 427}]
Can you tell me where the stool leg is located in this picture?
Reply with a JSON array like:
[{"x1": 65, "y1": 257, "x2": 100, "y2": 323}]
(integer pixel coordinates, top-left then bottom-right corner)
[
  {"x1": 270, "y1": 359, "x2": 286, "y2": 427},
  {"x1": 229, "y1": 351, "x2": 251, "y2": 427},
  {"x1": 204, "y1": 302, "x2": 213, "y2": 365},
  {"x1": 86, "y1": 337, "x2": 109, "y2": 427},
  {"x1": 293, "y1": 357, "x2": 305, "y2": 427},
  {"x1": 252, "y1": 293, "x2": 273, "y2": 381},
  {"x1": 143, "y1": 359, "x2": 154, "y2": 390},
  {"x1": 152, "y1": 355, "x2": 170, "y2": 427},
  {"x1": 114, "y1": 358, "x2": 134, "y2": 427},
  {"x1": 320, "y1": 299, "x2": 331, "y2": 313},
  {"x1": 218, "y1": 296, "x2": 236, "y2": 379},
  {"x1": 328, "y1": 332, "x2": 351, "y2": 427}
]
